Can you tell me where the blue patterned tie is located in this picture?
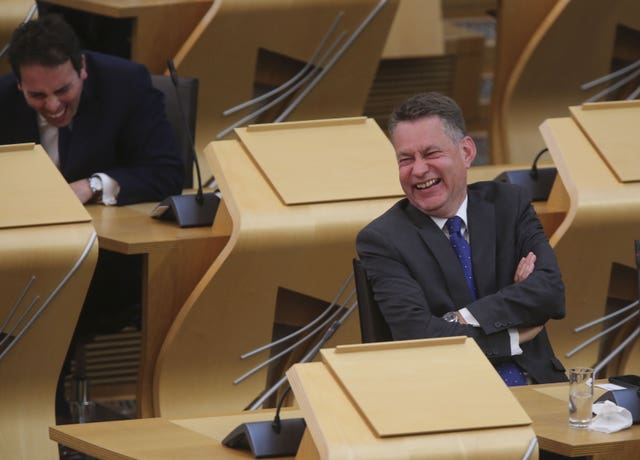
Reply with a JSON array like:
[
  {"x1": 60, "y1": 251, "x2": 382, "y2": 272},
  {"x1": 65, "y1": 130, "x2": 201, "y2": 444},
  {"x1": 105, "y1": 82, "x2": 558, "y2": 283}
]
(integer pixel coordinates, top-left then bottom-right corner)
[
  {"x1": 445, "y1": 216, "x2": 527, "y2": 386},
  {"x1": 445, "y1": 217, "x2": 476, "y2": 300}
]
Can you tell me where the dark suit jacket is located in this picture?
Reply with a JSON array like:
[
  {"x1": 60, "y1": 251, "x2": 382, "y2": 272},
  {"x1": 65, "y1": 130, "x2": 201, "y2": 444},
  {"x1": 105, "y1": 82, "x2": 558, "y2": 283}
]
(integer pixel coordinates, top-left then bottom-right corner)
[
  {"x1": 356, "y1": 181, "x2": 567, "y2": 383},
  {"x1": 0, "y1": 51, "x2": 183, "y2": 205}
]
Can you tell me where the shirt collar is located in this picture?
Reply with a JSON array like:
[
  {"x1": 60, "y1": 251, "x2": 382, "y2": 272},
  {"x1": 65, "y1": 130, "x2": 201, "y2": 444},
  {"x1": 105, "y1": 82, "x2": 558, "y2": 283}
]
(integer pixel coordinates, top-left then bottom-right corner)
[{"x1": 430, "y1": 195, "x2": 469, "y2": 233}]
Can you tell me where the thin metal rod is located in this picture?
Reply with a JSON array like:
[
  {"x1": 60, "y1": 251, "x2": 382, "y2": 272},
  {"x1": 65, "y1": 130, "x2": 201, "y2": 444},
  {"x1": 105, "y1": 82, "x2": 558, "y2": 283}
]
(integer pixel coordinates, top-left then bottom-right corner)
[
  {"x1": 0, "y1": 3, "x2": 38, "y2": 61},
  {"x1": 566, "y1": 310, "x2": 639, "y2": 358},
  {"x1": 274, "y1": 0, "x2": 387, "y2": 122},
  {"x1": 241, "y1": 273, "x2": 353, "y2": 359},
  {"x1": 215, "y1": 30, "x2": 346, "y2": 140},
  {"x1": 0, "y1": 275, "x2": 36, "y2": 334},
  {"x1": 581, "y1": 59, "x2": 640, "y2": 90},
  {"x1": 222, "y1": 12, "x2": 344, "y2": 116},
  {"x1": 522, "y1": 437, "x2": 538, "y2": 460},
  {"x1": 234, "y1": 290, "x2": 355, "y2": 385},
  {"x1": 0, "y1": 232, "x2": 98, "y2": 362},
  {"x1": 627, "y1": 83, "x2": 640, "y2": 100},
  {"x1": 574, "y1": 300, "x2": 638, "y2": 332},
  {"x1": 583, "y1": 67, "x2": 640, "y2": 103},
  {"x1": 593, "y1": 326, "x2": 640, "y2": 377},
  {"x1": 0, "y1": 296, "x2": 40, "y2": 349},
  {"x1": 246, "y1": 299, "x2": 358, "y2": 410}
]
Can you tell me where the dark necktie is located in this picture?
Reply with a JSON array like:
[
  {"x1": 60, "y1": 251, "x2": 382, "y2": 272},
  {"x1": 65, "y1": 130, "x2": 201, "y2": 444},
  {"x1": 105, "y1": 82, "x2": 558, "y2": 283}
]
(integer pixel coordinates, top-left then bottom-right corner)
[
  {"x1": 58, "y1": 126, "x2": 72, "y2": 166},
  {"x1": 445, "y1": 216, "x2": 476, "y2": 300},
  {"x1": 445, "y1": 216, "x2": 527, "y2": 387}
]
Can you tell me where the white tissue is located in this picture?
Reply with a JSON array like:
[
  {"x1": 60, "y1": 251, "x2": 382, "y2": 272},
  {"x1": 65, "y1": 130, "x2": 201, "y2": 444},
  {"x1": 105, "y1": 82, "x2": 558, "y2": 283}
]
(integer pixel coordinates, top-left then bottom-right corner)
[{"x1": 588, "y1": 400, "x2": 633, "y2": 433}]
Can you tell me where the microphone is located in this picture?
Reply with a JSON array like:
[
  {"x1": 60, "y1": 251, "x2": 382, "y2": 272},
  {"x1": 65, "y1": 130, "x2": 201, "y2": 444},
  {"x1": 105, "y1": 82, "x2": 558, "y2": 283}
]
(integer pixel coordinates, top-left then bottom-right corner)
[
  {"x1": 221, "y1": 385, "x2": 306, "y2": 458},
  {"x1": 151, "y1": 60, "x2": 220, "y2": 227},
  {"x1": 493, "y1": 148, "x2": 557, "y2": 201}
]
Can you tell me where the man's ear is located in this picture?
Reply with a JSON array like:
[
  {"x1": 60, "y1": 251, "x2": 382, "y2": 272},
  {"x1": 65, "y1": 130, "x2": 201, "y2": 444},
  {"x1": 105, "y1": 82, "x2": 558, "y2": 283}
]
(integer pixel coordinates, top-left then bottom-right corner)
[{"x1": 460, "y1": 135, "x2": 477, "y2": 168}]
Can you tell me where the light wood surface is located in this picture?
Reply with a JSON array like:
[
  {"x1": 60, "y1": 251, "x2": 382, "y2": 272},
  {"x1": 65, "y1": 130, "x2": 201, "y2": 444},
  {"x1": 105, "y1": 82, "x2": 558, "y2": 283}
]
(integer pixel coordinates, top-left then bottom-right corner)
[
  {"x1": 490, "y1": 0, "x2": 558, "y2": 163},
  {"x1": 40, "y1": 0, "x2": 211, "y2": 73},
  {"x1": 1, "y1": 143, "x2": 89, "y2": 228},
  {"x1": 48, "y1": 380, "x2": 640, "y2": 460},
  {"x1": 1, "y1": 144, "x2": 98, "y2": 460},
  {"x1": 287, "y1": 357, "x2": 536, "y2": 459},
  {"x1": 513, "y1": 382, "x2": 640, "y2": 459},
  {"x1": 570, "y1": 101, "x2": 640, "y2": 183},
  {"x1": 320, "y1": 337, "x2": 530, "y2": 436},
  {"x1": 50, "y1": 409, "x2": 302, "y2": 460},
  {"x1": 86, "y1": 200, "x2": 231, "y2": 417},
  {"x1": 0, "y1": 0, "x2": 35, "y2": 75},
  {"x1": 493, "y1": 0, "x2": 640, "y2": 164},
  {"x1": 381, "y1": 0, "x2": 443, "y2": 58},
  {"x1": 540, "y1": 115, "x2": 640, "y2": 377},
  {"x1": 173, "y1": 0, "x2": 400, "y2": 181},
  {"x1": 236, "y1": 117, "x2": 401, "y2": 204}
]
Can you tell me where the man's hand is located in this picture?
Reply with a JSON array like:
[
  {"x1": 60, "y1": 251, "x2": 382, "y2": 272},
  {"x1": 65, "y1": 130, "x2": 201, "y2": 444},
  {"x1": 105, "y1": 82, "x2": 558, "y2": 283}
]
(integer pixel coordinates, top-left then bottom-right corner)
[
  {"x1": 69, "y1": 179, "x2": 94, "y2": 204},
  {"x1": 514, "y1": 252, "x2": 536, "y2": 283},
  {"x1": 518, "y1": 325, "x2": 543, "y2": 344}
]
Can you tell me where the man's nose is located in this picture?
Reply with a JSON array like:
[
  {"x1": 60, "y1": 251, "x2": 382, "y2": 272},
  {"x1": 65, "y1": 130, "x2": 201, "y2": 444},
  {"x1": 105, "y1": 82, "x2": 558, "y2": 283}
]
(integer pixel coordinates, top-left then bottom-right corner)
[
  {"x1": 413, "y1": 158, "x2": 430, "y2": 176},
  {"x1": 44, "y1": 96, "x2": 61, "y2": 112}
]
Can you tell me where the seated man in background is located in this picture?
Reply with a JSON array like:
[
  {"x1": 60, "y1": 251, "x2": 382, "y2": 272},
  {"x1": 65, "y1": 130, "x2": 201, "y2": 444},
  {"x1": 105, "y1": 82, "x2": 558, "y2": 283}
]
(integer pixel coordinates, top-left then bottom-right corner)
[
  {"x1": 0, "y1": 13, "x2": 184, "y2": 204},
  {"x1": 0, "y1": 14, "x2": 184, "y2": 422},
  {"x1": 356, "y1": 92, "x2": 568, "y2": 386}
]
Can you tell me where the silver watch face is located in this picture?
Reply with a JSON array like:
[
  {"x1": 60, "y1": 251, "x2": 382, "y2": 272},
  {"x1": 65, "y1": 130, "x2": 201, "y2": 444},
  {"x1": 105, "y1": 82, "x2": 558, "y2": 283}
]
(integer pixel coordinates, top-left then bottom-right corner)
[
  {"x1": 89, "y1": 176, "x2": 103, "y2": 192},
  {"x1": 443, "y1": 311, "x2": 458, "y2": 323}
]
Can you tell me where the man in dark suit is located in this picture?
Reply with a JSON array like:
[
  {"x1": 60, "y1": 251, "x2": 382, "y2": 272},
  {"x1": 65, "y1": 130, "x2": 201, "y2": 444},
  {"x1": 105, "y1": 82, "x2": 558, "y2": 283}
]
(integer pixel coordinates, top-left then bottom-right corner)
[
  {"x1": 357, "y1": 92, "x2": 567, "y2": 385},
  {"x1": 0, "y1": 14, "x2": 183, "y2": 205}
]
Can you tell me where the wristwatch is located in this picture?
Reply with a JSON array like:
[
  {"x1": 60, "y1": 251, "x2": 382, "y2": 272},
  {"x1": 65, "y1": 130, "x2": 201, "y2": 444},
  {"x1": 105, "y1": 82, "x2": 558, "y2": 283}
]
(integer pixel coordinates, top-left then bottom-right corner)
[
  {"x1": 88, "y1": 175, "x2": 103, "y2": 201},
  {"x1": 443, "y1": 311, "x2": 459, "y2": 323}
]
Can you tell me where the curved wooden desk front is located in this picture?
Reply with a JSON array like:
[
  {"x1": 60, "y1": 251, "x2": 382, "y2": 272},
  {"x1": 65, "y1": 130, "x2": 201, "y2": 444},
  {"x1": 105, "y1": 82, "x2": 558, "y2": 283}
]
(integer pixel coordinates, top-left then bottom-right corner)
[
  {"x1": 0, "y1": 144, "x2": 98, "y2": 460},
  {"x1": 541, "y1": 114, "x2": 640, "y2": 376},
  {"x1": 495, "y1": 0, "x2": 640, "y2": 164},
  {"x1": 86, "y1": 201, "x2": 231, "y2": 417}
]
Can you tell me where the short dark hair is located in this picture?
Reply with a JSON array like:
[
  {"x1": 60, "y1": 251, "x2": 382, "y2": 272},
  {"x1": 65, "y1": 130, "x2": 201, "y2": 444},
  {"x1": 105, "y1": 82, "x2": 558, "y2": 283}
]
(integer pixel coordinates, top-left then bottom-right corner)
[
  {"x1": 8, "y1": 14, "x2": 82, "y2": 81},
  {"x1": 388, "y1": 92, "x2": 466, "y2": 143}
]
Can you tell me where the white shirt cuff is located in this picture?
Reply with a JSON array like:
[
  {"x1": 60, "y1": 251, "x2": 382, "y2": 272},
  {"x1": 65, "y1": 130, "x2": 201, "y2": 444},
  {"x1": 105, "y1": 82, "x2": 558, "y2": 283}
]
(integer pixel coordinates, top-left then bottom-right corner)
[
  {"x1": 459, "y1": 308, "x2": 479, "y2": 326},
  {"x1": 93, "y1": 172, "x2": 120, "y2": 206},
  {"x1": 509, "y1": 328, "x2": 523, "y2": 356},
  {"x1": 459, "y1": 308, "x2": 523, "y2": 356}
]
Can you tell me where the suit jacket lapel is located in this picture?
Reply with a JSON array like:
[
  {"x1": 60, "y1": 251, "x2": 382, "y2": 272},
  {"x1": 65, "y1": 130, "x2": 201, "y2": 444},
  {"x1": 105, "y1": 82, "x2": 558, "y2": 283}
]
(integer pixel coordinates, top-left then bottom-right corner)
[
  {"x1": 468, "y1": 188, "x2": 497, "y2": 298},
  {"x1": 405, "y1": 203, "x2": 474, "y2": 305}
]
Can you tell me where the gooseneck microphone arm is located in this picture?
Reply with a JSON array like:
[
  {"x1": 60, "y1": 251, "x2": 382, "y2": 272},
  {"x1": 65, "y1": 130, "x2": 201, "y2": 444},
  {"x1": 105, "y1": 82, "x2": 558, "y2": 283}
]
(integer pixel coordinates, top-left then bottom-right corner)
[
  {"x1": 529, "y1": 148, "x2": 549, "y2": 181},
  {"x1": 150, "y1": 62, "x2": 220, "y2": 227}
]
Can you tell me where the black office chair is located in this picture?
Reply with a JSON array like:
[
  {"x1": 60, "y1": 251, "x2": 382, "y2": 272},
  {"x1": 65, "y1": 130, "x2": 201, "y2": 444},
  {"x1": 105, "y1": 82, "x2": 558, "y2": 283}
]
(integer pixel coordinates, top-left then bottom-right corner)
[
  {"x1": 352, "y1": 258, "x2": 392, "y2": 343},
  {"x1": 151, "y1": 74, "x2": 199, "y2": 188}
]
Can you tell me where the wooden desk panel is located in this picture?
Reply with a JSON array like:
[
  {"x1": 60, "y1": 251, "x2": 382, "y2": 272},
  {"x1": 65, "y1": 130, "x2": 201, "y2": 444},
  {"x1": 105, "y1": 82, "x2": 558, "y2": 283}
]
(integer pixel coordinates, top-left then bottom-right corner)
[
  {"x1": 40, "y1": 0, "x2": 211, "y2": 73},
  {"x1": 87, "y1": 201, "x2": 231, "y2": 417}
]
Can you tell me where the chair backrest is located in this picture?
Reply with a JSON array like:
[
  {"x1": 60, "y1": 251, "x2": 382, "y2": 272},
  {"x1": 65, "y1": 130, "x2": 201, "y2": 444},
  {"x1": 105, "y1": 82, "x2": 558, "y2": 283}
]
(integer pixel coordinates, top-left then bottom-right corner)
[
  {"x1": 151, "y1": 74, "x2": 198, "y2": 188},
  {"x1": 352, "y1": 258, "x2": 392, "y2": 343}
]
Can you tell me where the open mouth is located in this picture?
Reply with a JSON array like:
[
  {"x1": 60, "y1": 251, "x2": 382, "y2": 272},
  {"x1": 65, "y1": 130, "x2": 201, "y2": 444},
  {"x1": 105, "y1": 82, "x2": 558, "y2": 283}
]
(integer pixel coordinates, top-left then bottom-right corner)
[
  {"x1": 45, "y1": 106, "x2": 66, "y2": 122},
  {"x1": 415, "y1": 178, "x2": 441, "y2": 190}
]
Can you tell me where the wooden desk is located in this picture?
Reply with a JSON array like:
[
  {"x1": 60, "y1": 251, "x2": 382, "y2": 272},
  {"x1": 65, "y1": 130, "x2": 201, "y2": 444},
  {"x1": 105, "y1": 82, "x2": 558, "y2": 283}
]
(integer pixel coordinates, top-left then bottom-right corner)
[
  {"x1": 39, "y1": 0, "x2": 211, "y2": 73},
  {"x1": 50, "y1": 409, "x2": 301, "y2": 460},
  {"x1": 50, "y1": 382, "x2": 640, "y2": 459},
  {"x1": 87, "y1": 200, "x2": 231, "y2": 417},
  {"x1": 512, "y1": 383, "x2": 640, "y2": 459}
]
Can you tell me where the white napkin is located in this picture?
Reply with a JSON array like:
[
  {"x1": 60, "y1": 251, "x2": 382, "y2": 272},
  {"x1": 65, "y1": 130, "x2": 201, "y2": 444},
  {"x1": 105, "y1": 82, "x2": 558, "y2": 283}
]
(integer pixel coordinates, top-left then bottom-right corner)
[{"x1": 588, "y1": 400, "x2": 633, "y2": 433}]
